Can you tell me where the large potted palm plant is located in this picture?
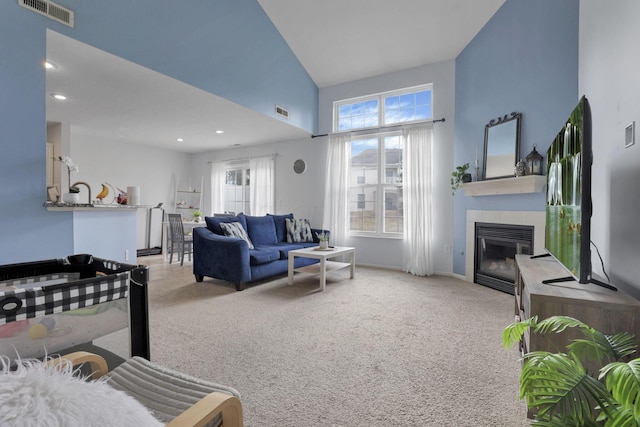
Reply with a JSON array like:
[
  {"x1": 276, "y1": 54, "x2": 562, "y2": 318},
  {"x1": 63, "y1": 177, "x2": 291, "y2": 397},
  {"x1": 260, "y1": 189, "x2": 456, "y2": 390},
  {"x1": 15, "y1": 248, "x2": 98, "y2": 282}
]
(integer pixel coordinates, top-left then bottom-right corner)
[{"x1": 503, "y1": 315, "x2": 640, "y2": 426}]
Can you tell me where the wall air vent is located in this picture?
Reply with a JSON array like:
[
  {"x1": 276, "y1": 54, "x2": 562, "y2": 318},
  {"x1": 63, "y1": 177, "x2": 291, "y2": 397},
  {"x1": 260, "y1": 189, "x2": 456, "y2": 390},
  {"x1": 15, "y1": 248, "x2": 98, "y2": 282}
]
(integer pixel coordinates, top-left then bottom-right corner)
[
  {"x1": 275, "y1": 105, "x2": 289, "y2": 119},
  {"x1": 19, "y1": 0, "x2": 74, "y2": 27}
]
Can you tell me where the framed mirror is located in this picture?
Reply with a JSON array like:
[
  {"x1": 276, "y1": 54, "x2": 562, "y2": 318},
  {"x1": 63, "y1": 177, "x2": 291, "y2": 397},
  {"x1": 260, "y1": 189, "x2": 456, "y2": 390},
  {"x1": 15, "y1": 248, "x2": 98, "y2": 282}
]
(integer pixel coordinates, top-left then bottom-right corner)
[{"x1": 483, "y1": 112, "x2": 521, "y2": 180}]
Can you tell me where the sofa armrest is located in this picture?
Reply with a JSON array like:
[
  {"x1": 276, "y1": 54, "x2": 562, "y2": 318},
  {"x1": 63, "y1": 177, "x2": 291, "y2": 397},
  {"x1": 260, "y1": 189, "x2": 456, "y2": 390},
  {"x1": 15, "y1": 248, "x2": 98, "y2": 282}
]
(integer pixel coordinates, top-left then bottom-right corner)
[{"x1": 193, "y1": 227, "x2": 251, "y2": 284}]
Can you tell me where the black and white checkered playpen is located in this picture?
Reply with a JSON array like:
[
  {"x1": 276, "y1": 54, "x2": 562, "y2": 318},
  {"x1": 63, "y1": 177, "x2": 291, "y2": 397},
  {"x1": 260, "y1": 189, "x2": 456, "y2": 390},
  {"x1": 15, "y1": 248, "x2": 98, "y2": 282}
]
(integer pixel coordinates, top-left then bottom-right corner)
[{"x1": 0, "y1": 254, "x2": 149, "y2": 362}]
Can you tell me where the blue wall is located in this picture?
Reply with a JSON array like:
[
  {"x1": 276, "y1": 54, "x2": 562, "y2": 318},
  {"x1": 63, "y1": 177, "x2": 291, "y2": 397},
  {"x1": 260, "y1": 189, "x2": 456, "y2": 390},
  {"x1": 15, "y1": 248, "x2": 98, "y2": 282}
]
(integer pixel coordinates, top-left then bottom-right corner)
[
  {"x1": 452, "y1": 0, "x2": 579, "y2": 275},
  {"x1": 0, "y1": 0, "x2": 317, "y2": 264}
]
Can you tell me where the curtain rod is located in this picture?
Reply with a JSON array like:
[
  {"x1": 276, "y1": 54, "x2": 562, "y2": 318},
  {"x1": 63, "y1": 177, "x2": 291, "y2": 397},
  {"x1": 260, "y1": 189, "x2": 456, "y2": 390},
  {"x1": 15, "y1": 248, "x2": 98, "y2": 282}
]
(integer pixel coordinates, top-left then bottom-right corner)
[
  {"x1": 207, "y1": 153, "x2": 278, "y2": 164},
  {"x1": 310, "y1": 117, "x2": 446, "y2": 139}
]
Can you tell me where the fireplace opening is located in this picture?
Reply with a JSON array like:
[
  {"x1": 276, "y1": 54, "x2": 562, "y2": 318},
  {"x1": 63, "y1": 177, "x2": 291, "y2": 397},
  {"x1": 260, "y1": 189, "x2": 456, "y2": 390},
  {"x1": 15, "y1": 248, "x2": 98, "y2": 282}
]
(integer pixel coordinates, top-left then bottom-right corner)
[{"x1": 474, "y1": 222, "x2": 534, "y2": 294}]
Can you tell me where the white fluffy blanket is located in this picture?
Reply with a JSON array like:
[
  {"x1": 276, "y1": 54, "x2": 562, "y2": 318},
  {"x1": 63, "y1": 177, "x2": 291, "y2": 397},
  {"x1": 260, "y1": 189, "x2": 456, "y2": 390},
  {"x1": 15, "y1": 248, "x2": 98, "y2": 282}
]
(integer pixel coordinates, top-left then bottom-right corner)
[{"x1": 0, "y1": 357, "x2": 162, "y2": 427}]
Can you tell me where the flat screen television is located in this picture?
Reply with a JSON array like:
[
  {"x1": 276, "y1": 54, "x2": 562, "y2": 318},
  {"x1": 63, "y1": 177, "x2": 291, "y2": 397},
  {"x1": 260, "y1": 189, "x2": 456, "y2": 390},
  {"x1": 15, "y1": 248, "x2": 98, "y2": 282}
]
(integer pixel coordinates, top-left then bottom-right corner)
[{"x1": 544, "y1": 96, "x2": 614, "y2": 290}]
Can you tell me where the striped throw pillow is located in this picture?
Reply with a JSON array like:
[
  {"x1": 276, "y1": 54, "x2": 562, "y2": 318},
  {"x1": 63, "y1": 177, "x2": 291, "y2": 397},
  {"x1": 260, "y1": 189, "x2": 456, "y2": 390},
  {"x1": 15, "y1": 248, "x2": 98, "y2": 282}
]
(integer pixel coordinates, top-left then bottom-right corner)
[
  {"x1": 285, "y1": 218, "x2": 314, "y2": 243},
  {"x1": 220, "y1": 222, "x2": 255, "y2": 249}
]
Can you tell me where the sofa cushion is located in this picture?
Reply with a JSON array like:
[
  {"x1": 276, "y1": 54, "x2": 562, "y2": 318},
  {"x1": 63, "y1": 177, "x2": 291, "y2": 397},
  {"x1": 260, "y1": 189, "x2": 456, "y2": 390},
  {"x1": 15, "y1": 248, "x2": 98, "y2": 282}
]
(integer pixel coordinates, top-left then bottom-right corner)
[
  {"x1": 205, "y1": 216, "x2": 241, "y2": 235},
  {"x1": 275, "y1": 243, "x2": 306, "y2": 259},
  {"x1": 285, "y1": 218, "x2": 314, "y2": 243},
  {"x1": 249, "y1": 246, "x2": 281, "y2": 266},
  {"x1": 267, "y1": 213, "x2": 294, "y2": 242},
  {"x1": 220, "y1": 222, "x2": 254, "y2": 249},
  {"x1": 243, "y1": 215, "x2": 278, "y2": 245}
]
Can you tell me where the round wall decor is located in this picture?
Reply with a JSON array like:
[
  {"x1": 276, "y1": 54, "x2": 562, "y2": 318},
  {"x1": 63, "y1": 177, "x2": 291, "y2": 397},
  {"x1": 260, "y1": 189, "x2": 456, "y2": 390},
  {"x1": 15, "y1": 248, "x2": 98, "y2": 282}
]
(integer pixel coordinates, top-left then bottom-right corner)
[{"x1": 293, "y1": 159, "x2": 306, "y2": 174}]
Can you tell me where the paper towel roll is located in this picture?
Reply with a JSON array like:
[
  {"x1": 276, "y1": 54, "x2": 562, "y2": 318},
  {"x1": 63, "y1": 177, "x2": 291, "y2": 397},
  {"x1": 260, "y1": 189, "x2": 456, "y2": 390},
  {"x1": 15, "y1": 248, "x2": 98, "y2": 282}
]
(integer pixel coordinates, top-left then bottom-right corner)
[{"x1": 127, "y1": 186, "x2": 140, "y2": 206}]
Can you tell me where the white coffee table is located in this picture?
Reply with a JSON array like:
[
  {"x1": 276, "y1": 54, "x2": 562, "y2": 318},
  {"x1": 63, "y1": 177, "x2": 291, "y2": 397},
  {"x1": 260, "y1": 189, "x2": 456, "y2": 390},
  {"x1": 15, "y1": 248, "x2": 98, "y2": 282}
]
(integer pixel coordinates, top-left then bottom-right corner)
[{"x1": 288, "y1": 246, "x2": 356, "y2": 291}]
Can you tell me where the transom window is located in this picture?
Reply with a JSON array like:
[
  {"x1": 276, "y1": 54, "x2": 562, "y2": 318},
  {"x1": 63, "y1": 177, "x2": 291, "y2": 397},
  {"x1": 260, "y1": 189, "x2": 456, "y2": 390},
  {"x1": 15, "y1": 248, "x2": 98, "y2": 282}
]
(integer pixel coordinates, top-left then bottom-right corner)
[{"x1": 335, "y1": 84, "x2": 432, "y2": 132}]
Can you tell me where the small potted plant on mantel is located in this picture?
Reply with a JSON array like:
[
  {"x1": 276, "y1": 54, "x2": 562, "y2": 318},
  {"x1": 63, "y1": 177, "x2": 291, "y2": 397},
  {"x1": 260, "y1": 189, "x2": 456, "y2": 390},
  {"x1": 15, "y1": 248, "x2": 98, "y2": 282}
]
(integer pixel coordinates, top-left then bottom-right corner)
[
  {"x1": 192, "y1": 210, "x2": 202, "y2": 223},
  {"x1": 450, "y1": 163, "x2": 471, "y2": 195}
]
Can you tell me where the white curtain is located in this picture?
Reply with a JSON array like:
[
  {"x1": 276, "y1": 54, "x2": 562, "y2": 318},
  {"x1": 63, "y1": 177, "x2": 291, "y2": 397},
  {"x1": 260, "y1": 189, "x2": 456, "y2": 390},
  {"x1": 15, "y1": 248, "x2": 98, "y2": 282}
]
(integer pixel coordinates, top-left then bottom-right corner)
[
  {"x1": 210, "y1": 161, "x2": 226, "y2": 215},
  {"x1": 402, "y1": 123, "x2": 434, "y2": 276},
  {"x1": 249, "y1": 155, "x2": 275, "y2": 215},
  {"x1": 323, "y1": 134, "x2": 351, "y2": 246}
]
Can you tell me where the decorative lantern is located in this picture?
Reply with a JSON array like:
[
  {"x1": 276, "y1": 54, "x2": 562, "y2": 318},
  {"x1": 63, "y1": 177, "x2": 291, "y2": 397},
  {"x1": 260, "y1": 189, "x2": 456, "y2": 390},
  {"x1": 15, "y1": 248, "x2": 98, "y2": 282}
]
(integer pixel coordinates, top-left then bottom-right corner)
[{"x1": 525, "y1": 145, "x2": 544, "y2": 175}]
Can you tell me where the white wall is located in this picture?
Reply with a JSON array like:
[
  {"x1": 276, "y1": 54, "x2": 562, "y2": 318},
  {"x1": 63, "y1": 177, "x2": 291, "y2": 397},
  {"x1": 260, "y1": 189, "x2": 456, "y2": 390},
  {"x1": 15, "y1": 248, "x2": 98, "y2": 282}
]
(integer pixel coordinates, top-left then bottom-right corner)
[
  {"x1": 71, "y1": 134, "x2": 193, "y2": 249},
  {"x1": 579, "y1": 0, "x2": 640, "y2": 277},
  {"x1": 317, "y1": 61, "x2": 456, "y2": 273},
  {"x1": 190, "y1": 137, "x2": 328, "y2": 228}
]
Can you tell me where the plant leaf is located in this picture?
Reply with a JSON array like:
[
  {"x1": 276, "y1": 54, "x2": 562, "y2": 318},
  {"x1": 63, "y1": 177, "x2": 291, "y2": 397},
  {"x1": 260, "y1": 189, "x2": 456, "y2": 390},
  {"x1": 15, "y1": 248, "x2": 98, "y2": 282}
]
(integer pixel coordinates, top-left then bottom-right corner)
[
  {"x1": 600, "y1": 359, "x2": 640, "y2": 420},
  {"x1": 502, "y1": 316, "x2": 538, "y2": 349},
  {"x1": 521, "y1": 351, "x2": 612, "y2": 424}
]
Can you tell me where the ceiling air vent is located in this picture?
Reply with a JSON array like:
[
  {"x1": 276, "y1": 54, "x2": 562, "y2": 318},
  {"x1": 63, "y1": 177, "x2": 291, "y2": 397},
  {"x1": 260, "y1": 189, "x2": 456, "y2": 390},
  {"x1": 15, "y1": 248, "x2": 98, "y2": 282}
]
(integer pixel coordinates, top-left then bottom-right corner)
[
  {"x1": 275, "y1": 105, "x2": 289, "y2": 119},
  {"x1": 19, "y1": 0, "x2": 74, "y2": 28}
]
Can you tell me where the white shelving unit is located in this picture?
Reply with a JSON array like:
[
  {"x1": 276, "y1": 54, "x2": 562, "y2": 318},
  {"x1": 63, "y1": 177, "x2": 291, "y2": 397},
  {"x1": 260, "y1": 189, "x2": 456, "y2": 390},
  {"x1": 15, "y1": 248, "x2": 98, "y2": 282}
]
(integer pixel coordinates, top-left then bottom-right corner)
[{"x1": 174, "y1": 177, "x2": 203, "y2": 219}]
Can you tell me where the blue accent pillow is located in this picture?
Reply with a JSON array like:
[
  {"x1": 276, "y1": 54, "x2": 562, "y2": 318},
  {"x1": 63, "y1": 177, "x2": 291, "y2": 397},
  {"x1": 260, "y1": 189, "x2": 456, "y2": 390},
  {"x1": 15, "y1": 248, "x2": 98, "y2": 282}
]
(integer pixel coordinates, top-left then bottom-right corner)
[
  {"x1": 205, "y1": 216, "x2": 240, "y2": 235},
  {"x1": 243, "y1": 215, "x2": 277, "y2": 245},
  {"x1": 267, "y1": 213, "x2": 294, "y2": 242}
]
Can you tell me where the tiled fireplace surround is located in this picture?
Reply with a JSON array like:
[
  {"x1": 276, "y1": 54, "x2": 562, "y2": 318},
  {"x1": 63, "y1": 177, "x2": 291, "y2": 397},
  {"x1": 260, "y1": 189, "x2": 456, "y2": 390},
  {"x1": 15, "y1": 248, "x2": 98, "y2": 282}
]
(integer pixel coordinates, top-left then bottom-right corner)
[{"x1": 465, "y1": 210, "x2": 546, "y2": 283}]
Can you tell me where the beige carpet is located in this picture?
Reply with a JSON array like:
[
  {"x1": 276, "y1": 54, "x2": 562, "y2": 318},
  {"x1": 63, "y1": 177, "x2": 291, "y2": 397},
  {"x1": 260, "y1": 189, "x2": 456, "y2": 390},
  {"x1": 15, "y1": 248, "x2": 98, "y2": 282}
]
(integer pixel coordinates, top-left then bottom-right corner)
[{"x1": 139, "y1": 257, "x2": 529, "y2": 426}]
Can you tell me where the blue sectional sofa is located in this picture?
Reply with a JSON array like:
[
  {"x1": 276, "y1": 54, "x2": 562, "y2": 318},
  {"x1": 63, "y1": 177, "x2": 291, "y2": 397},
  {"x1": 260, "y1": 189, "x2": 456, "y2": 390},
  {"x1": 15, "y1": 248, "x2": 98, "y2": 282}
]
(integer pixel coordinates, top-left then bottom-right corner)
[{"x1": 193, "y1": 213, "x2": 328, "y2": 290}]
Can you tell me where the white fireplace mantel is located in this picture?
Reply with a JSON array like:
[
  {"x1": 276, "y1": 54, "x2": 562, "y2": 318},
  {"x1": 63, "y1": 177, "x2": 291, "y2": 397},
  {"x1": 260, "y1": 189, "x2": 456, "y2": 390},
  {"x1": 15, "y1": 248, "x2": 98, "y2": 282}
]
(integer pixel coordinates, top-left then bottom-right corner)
[{"x1": 461, "y1": 175, "x2": 546, "y2": 196}]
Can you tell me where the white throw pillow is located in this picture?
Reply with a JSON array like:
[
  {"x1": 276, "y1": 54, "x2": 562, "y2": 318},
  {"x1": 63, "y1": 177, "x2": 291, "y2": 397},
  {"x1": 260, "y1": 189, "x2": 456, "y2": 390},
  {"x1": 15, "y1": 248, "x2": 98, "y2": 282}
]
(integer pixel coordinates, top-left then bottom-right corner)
[{"x1": 220, "y1": 221, "x2": 255, "y2": 249}]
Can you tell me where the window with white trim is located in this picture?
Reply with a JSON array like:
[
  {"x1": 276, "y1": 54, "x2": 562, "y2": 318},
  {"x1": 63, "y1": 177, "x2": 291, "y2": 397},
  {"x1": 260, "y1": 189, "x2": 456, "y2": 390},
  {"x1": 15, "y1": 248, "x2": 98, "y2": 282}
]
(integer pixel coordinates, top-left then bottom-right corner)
[
  {"x1": 335, "y1": 84, "x2": 432, "y2": 236},
  {"x1": 224, "y1": 166, "x2": 250, "y2": 215}
]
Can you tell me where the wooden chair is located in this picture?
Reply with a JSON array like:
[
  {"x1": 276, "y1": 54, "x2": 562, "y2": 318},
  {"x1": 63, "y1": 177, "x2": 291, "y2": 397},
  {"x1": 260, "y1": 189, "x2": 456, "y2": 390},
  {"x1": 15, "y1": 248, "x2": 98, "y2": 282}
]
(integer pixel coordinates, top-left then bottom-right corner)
[
  {"x1": 48, "y1": 351, "x2": 243, "y2": 427},
  {"x1": 167, "y1": 213, "x2": 193, "y2": 266}
]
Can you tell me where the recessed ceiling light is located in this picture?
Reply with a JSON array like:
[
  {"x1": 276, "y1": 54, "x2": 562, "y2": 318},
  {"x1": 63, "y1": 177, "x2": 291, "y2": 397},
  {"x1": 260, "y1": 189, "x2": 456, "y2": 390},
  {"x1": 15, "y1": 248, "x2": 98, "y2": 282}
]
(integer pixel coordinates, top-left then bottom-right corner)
[
  {"x1": 177, "y1": 138, "x2": 184, "y2": 142},
  {"x1": 51, "y1": 93, "x2": 66, "y2": 100},
  {"x1": 44, "y1": 61, "x2": 55, "y2": 69},
  {"x1": 216, "y1": 130, "x2": 225, "y2": 134}
]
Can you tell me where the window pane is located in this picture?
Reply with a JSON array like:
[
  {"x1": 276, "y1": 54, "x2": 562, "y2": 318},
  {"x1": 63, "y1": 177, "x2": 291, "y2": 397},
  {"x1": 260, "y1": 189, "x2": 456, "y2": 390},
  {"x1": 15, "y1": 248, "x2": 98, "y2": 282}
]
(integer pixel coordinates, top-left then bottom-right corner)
[
  {"x1": 337, "y1": 99, "x2": 378, "y2": 131},
  {"x1": 350, "y1": 205, "x2": 376, "y2": 232},
  {"x1": 338, "y1": 117, "x2": 351, "y2": 131},
  {"x1": 415, "y1": 104, "x2": 431, "y2": 120},
  {"x1": 349, "y1": 186, "x2": 376, "y2": 232},
  {"x1": 351, "y1": 115, "x2": 365, "y2": 129},
  {"x1": 400, "y1": 107, "x2": 415, "y2": 122},
  {"x1": 364, "y1": 100, "x2": 378, "y2": 114},
  {"x1": 399, "y1": 93, "x2": 414, "y2": 107},
  {"x1": 384, "y1": 187, "x2": 403, "y2": 233},
  {"x1": 416, "y1": 90, "x2": 431, "y2": 106},
  {"x1": 384, "y1": 135, "x2": 403, "y2": 185},
  {"x1": 384, "y1": 89, "x2": 432, "y2": 124},
  {"x1": 351, "y1": 138, "x2": 378, "y2": 185},
  {"x1": 364, "y1": 114, "x2": 378, "y2": 128}
]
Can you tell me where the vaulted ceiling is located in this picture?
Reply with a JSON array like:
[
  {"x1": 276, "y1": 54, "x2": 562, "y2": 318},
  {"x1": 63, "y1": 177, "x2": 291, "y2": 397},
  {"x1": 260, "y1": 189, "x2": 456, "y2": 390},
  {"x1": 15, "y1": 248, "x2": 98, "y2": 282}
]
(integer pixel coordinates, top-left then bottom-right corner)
[{"x1": 46, "y1": 0, "x2": 505, "y2": 153}]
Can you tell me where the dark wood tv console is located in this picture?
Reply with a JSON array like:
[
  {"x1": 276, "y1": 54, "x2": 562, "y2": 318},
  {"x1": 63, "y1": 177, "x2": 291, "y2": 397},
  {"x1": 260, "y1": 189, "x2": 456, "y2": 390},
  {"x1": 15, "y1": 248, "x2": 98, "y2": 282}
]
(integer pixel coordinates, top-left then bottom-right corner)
[{"x1": 514, "y1": 254, "x2": 640, "y2": 356}]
